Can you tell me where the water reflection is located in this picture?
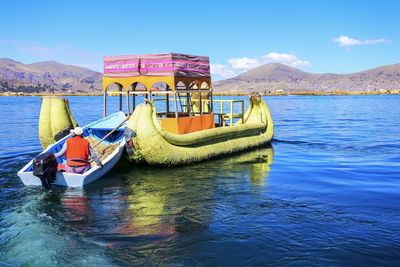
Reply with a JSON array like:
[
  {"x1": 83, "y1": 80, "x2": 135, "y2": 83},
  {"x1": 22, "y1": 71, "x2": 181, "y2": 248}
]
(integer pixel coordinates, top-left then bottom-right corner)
[
  {"x1": 39, "y1": 146, "x2": 274, "y2": 248},
  {"x1": 221, "y1": 145, "x2": 274, "y2": 186},
  {"x1": 4, "y1": 96, "x2": 400, "y2": 265},
  {"x1": 114, "y1": 182, "x2": 176, "y2": 238},
  {"x1": 61, "y1": 188, "x2": 93, "y2": 223}
]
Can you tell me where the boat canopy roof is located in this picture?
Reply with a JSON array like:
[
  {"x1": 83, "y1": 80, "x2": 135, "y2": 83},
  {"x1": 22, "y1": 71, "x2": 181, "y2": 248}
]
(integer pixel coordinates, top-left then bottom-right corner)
[{"x1": 103, "y1": 53, "x2": 211, "y2": 92}]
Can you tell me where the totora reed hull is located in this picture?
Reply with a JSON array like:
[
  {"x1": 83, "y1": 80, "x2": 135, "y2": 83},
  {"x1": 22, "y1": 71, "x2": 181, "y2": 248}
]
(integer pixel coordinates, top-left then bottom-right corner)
[{"x1": 126, "y1": 94, "x2": 274, "y2": 166}]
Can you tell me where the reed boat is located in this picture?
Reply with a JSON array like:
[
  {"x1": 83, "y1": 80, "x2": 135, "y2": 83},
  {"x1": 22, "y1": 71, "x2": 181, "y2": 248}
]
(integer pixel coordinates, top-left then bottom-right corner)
[
  {"x1": 18, "y1": 53, "x2": 274, "y2": 188},
  {"x1": 18, "y1": 110, "x2": 127, "y2": 187},
  {"x1": 102, "y1": 53, "x2": 274, "y2": 165}
]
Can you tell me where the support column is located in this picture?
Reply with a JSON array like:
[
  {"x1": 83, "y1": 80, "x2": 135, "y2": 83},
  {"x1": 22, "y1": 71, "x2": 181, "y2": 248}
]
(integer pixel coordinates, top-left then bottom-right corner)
[
  {"x1": 119, "y1": 93, "x2": 122, "y2": 111},
  {"x1": 187, "y1": 92, "x2": 191, "y2": 116},
  {"x1": 199, "y1": 90, "x2": 202, "y2": 115},
  {"x1": 210, "y1": 91, "x2": 214, "y2": 113},
  {"x1": 173, "y1": 91, "x2": 179, "y2": 118},
  {"x1": 166, "y1": 93, "x2": 170, "y2": 114},
  {"x1": 103, "y1": 92, "x2": 107, "y2": 117},
  {"x1": 132, "y1": 93, "x2": 136, "y2": 111},
  {"x1": 126, "y1": 92, "x2": 130, "y2": 115}
]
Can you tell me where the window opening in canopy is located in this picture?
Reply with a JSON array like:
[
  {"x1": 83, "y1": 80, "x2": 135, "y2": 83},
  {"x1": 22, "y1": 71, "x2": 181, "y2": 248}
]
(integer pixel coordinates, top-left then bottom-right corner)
[
  {"x1": 129, "y1": 82, "x2": 147, "y2": 114},
  {"x1": 103, "y1": 82, "x2": 126, "y2": 117},
  {"x1": 151, "y1": 82, "x2": 172, "y2": 118}
]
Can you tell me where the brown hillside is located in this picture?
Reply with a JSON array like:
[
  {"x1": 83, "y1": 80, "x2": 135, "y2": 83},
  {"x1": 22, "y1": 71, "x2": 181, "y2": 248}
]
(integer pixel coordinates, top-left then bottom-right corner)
[
  {"x1": 0, "y1": 58, "x2": 102, "y2": 93},
  {"x1": 214, "y1": 63, "x2": 400, "y2": 93}
]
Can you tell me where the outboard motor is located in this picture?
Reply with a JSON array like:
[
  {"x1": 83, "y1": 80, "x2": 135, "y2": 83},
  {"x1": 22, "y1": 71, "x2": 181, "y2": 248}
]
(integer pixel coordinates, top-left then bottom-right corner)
[{"x1": 32, "y1": 152, "x2": 57, "y2": 189}]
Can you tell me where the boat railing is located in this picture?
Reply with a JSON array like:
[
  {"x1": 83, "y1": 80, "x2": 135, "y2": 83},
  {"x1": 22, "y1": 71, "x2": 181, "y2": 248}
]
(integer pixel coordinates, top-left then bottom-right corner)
[
  {"x1": 106, "y1": 91, "x2": 244, "y2": 126},
  {"x1": 153, "y1": 97, "x2": 169, "y2": 116},
  {"x1": 180, "y1": 99, "x2": 244, "y2": 126},
  {"x1": 213, "y1": 99, "x2": 245, "y2": 126}
]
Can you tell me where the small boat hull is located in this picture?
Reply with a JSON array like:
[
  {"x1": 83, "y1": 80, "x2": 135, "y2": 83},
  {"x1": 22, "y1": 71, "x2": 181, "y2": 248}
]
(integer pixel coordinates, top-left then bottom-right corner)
[
  {"x1": 17, "y1": 111, "x2": 127, "y2": 187},
  {"x1": 17, "y1": 143, "x2": 124, "y2": 187}
]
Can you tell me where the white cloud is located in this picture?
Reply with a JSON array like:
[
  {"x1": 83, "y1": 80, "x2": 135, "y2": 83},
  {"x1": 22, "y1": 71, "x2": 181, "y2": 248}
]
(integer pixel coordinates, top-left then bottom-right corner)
[
  {"x1": 262, "y1": 52, "x2": 310, "y2": 67},
  {"x1": 333, "y1": 35, "x2": 390, "y2": 47},
  {"x1": 333, "y1": 36, "x2": 361, "y2": 46},
  {"x1": 211, "y1": 52, "x2": 310, "y2": 80},
  {"x1": 228, "y1": 57, "x2": 260, "y2": 69},
  {"x1": 210, "y1": 63, "x2": 237, "y2": 79},
  {"x1": 363, "y1": 38, "x2": 390, "y2": 45}
]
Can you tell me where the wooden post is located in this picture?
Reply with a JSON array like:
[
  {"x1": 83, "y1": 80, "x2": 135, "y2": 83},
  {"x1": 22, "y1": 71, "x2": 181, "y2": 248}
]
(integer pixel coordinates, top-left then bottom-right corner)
[
  {"x1": 199, "y1": 90, "x2": 202, "y2": 115},
  {"x1": 166, "y1": 93, "x2": 170, "y2": 114},
  {"x1": 166, "y1": 85, "x2": 170, "y2": 115},
  {"x1": 187, "y1": 92, "x2": 191, "y2": 116},
  {"x1": 210, "y1": 91, "x2": 214, "y2": 113},
  {"x1": 119, "y1": 89, "x2": 122, "y2": 111},
  {"x1": 132, "y1": 92, "x2": 136, "y2": 111},
  {"x1": 103, "y1": 91, "x2": 107, "y2": 117},
  {"x1": 126, "y1": 92, "x2": 130, "y2": 115},
  {"x1": 173, "y1": 91, "x2": 179, "y2": 118}
]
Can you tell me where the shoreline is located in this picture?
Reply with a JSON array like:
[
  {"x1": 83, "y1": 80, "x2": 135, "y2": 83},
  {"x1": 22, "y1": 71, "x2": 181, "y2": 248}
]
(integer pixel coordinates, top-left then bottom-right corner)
[{"x1": 0, "y1": 91, "x2": 399, "y2": 97}]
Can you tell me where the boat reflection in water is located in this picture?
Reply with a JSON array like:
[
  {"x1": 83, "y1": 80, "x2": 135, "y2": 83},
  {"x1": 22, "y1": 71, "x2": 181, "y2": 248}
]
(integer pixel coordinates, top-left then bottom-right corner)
[
  {"x1": 113, "y1": 182, "x2": 176, "y2": 238},
  {"x1": 251, "y1": 147, "x2": 274, "y2": 185},
  {"x1": 215, "y1": 145, "x2": 274, "y2": 186},
  {"x1": 60, "y1": 188, "x2": 93, "y2": 223},
  {"x1": 52, "y1": 145, "x2": 274, "y2": 246}
]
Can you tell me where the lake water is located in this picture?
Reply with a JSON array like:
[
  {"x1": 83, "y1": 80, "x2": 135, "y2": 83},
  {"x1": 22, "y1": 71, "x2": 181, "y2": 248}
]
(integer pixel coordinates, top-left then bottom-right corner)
[{"x1": 0, "y1": 95, "x2": 399, "y2": 266}]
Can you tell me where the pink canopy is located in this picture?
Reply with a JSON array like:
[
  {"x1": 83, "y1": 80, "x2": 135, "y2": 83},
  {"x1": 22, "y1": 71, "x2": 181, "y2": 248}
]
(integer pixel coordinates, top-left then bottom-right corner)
[{"x1": 104, "y1": 53, "x2": 210, "y2": 78}]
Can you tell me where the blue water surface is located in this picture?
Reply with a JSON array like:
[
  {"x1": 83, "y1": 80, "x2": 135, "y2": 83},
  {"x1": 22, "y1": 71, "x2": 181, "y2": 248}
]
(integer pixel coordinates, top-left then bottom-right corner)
[{"x1": 0, "y1": 95, "x2": 399, "y2": 266}]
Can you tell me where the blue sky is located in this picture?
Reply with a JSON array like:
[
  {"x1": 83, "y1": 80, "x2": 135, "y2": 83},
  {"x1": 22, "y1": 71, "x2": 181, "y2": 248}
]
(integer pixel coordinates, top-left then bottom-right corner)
[{"x1": 0, "y1": 0, "x2": 399, "y2": 80}]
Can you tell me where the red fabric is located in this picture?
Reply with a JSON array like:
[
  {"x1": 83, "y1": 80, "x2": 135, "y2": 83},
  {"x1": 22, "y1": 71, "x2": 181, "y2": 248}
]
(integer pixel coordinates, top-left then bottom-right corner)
[{"x1": 66, "y1": 136, "x2": 90, "y2": 167}]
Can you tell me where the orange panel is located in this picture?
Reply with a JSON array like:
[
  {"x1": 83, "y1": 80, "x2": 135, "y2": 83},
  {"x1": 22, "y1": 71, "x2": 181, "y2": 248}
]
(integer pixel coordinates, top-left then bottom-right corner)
[
  {"x1": 160, "y1": 118, "x2": 179, "y2": 133},
  {"x1": 177, "y1": 116, "x2": 202, "y2": 134},
  {"x1": 160, "y1": 113, "x2": 215, "y2": 134},
  {"x1": 200, "y1": 113, "x2": 215, "y2": 130}
]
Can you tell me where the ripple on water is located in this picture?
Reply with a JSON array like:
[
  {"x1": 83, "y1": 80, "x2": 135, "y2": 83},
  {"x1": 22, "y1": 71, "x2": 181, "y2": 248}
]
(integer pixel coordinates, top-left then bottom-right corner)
[{"x1": 1, "y1": 95, "x2": 400, "y2": 265}]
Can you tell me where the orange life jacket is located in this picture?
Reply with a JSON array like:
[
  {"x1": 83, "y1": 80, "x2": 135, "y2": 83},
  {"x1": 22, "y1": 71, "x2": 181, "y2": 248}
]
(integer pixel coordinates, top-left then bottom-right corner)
[{"x1": 66, "y1": 136, "x2": 90, "y2": 167}]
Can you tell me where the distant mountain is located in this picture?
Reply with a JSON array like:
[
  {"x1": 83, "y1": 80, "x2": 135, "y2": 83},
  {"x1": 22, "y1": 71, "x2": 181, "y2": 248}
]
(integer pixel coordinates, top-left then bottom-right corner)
[
  {"x1": 0, "y1": 58, "x2": 102, "y2": 93},
  {"x1": 213, "y1": 63, "x2": 400, "y2": 94},
  {"x1": 2, "y1": 58, "x2": 400, "y2": 95}
]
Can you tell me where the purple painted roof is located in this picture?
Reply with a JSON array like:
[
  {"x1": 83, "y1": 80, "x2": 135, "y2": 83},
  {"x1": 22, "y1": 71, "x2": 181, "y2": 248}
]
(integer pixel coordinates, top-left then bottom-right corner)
[{"x1": 104, "y1": 53, "x2": 210, "y2": 78}]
